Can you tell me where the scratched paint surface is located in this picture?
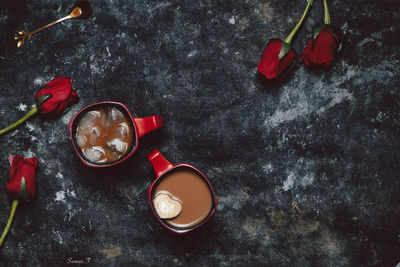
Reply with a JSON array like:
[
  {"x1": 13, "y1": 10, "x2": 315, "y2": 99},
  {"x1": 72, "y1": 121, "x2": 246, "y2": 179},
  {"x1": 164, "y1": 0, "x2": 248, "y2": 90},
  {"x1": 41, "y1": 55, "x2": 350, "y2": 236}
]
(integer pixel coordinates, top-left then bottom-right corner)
[{"x1": 0, "y1": 0, "x2": 399, "y2": 266}]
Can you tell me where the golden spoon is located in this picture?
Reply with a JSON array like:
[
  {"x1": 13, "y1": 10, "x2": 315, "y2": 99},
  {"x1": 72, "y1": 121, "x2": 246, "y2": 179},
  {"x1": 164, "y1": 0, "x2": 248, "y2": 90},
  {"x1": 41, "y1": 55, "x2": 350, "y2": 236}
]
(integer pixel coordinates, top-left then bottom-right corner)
[{"x1": 15, "y1": 1, "x2": 93, "y2": 48}]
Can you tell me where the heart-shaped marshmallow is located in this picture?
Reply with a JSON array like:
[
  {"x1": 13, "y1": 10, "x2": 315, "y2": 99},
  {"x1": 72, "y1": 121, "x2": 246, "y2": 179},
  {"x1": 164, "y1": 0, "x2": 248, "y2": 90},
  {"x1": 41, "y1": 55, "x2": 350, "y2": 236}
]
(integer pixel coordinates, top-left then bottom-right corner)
[{"x1": 153, "y1": 193, "x2": 182, "y2": 219}]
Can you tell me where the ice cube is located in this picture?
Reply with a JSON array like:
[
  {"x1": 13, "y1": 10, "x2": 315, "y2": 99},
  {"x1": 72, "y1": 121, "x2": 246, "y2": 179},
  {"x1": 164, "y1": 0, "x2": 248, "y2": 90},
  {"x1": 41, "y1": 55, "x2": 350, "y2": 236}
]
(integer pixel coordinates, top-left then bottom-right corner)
[
  {"x1": 79, "y1": 110, "x2": 100, "y2": 127},
  {"x1": 115, "y1": 122, "x2": 129, "y2": 140},
  {"x1": 76, "y1": 125, "x2": 100, "y2": 144},
  {"x1": 76, "y1": 133, "x2": 87, "y2": 148},
  {"x1": 110, "y1": 108, "x2": 124, "y2": 122},
  {"x1": 89, "y1": 126, "x2": 100, "y2": 145},
  {"x1": 100, "y1": 111, "x2": 111, "y2": 127},
  {"x1": 106, "y1": 138, "x2": 128, "y2": 154},
  {"x1": 83, "y1": 146, "x2": 106, "y2": 163},
  {"x1": 101, "y1": 107, "x2": 124, "y2": 127}
]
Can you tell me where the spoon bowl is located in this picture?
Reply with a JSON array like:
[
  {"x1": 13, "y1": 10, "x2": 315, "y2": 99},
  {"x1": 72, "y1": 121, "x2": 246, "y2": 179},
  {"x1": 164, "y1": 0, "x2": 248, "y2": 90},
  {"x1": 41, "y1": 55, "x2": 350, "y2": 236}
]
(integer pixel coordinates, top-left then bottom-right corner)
[{"x1": 70, "y1": 1, "x2": 93, "y2": 19}]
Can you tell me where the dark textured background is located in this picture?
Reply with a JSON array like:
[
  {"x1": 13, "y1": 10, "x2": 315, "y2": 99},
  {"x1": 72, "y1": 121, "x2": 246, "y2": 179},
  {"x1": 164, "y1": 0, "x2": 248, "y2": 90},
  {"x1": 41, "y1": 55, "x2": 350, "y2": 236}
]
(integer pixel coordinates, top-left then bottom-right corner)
[{"x1": 0, "y1": 0, "x2": 399, "y2": 266}]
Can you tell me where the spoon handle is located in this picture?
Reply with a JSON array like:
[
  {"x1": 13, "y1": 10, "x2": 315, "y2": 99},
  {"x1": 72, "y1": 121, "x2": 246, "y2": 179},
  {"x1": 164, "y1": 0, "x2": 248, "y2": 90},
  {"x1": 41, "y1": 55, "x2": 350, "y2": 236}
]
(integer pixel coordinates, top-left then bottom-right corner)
[
  {"x1": 15, "y1": 15, "x2": 73, "y2": 47},
  {"x1": 29, "y1": 15, "x2": 72, "y2": 35}
]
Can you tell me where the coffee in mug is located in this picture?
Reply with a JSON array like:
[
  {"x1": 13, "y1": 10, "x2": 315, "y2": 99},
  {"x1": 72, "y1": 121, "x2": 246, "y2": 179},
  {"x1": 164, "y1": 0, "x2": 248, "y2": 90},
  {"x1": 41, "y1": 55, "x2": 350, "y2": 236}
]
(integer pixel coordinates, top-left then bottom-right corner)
[
  {"x1": 148, "y1": 149, "x2": 217, "y2": 234},
  {"x1": 75, "y1": 106, "x2": 134, "y2": 164},
  {"x1": 152, "y1": 169, "x2": 213, "y2": 229},
  {"x1": 69, "y1": 102, "x2": 164, "y2": 167}
]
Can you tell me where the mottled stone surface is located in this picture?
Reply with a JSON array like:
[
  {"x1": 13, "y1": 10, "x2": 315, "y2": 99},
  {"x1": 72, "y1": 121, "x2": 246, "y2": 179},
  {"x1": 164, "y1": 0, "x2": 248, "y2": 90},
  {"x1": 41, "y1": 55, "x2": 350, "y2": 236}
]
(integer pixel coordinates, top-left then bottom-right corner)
[{"x1": 0, "y1": 0, "x2": 399, "y2": 266}]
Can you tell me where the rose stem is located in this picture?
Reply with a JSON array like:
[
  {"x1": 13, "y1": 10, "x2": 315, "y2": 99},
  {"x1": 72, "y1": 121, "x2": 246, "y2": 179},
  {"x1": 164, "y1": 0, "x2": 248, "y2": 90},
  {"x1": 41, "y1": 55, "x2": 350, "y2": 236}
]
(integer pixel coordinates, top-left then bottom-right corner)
[
  {"x1": 0, "y1": 199, "x2": 19, "y2": 247},
  {"x1": 0, "y1": 107, "x2": 38, "y2": 136},
  {"x1": 323, "y1": 0, "x2": 331, "y2": 24},
  {"x1": 284, "y1": 0, "x2": 313, "y2": 45}
]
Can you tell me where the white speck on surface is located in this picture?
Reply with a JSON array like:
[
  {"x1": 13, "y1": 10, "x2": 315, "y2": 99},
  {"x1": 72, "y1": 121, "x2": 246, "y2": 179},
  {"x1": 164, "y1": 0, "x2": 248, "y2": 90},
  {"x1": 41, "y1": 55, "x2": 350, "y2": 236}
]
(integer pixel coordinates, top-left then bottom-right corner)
[
  {"x1": 34, "y1": 77, "x2": 46, "y2": 86},
  {"x1": 162, "y1": 94, "x2": 173, "y2": 99},
  {"x1": 357, "y1": 37, "x2": 374, "y2": 47},
  {"x1": 68, "y1": 190, "x2": 77, "y2": 198},
  {"x1": 55, "y1": 191, "x2": 66, "y2": 202},
  {"x1": 43, "y1": 159, "x2": 66, "y2": 181},
  {"x1": 341, "y1": 21, "x2": 348, "y2": 34},
  {"x1": 48, "y1": 126, "x2": 68, "y2": 144},
  {"x1": 300, "y1": 173, "x2": 315, "y2": 187},
  {"x1": 229, "y1": 16, "x2": 236, "y2": 24},
  {"x1": 90, "y1": 63, "x2": 101, "y2": 75},
  {"x1": 26, "y1": 122, "x2": 35, "y2": 132},
  {"x1": 106, "y1": 46, "x2": 111, "y2": 57},
  {"x1": 17, "y1": 103, "x2": 27, "y2": 111},
  {"x1": 282, "y1": 172, "x2": 295, "y2": 191},
  {"x1": 22, "y1": 149, "x2": 35, "y2": 158},
  {"x1": 148, "y1": 1, "x2": 173, "y2": 13},
  {"x1": 56, "y1": 172, "x2": 63, "y2": 179},
  {"x1": 188, "y1": 51, "x2": 198, "y2": 58},
  {"x1": 53, "y1": 230, "x2": 64, "y2": 244},
  {"x1": 317, "y1": 88, "x2": 353, "y2": 115},
  {"x1": 265, "y1": 104, "x2": 310, "y2": 129},
  {"x1": 281, "y1": 158, "x2": 316, "y2": 192},
  {"x1": 263, "y1": 163, "x2": 273, "y2": 174}
]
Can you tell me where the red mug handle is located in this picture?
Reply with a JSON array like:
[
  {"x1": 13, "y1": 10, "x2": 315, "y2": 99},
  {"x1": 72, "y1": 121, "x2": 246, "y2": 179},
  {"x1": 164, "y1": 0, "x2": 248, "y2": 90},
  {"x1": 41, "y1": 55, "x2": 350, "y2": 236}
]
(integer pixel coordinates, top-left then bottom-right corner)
[
  {"x1": 133, "y1": 115, "x2": 164, "y2": 139},
  {"x1": 148, "y1": 149, "x2": 174, "y2": 178}
]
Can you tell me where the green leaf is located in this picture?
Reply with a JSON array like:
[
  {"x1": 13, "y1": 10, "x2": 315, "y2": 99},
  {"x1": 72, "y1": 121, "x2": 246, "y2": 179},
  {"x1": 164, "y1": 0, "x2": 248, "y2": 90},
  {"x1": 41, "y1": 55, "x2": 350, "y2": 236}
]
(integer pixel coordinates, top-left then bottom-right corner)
[
  {"x1": 18, "y1": 177, "x2": 27, "y2": 199},
  {"x1": 35, "y1": 94, "x2": 52, "y2": 108},
  {"x1": 329, "y1": 30, "x2": 343, "y2": 52},
  {"x1": 312, "y1": 24, "x2": 326, "y2": 41},
  {"x1": 279, "y1": 42, "x2": 291, "y2": 60},
  {"x1": 337, "y1": 42, "x2": 343, "y2": 52}
]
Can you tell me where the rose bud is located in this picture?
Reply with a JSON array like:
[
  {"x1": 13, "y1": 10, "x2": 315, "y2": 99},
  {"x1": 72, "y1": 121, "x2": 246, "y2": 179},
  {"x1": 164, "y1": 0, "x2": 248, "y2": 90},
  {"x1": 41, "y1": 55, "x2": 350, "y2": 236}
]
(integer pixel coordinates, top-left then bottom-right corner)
[
  {"x1": 300, "y1": 0, "x2": 342, "y2": 69},
  {"x1": 35, "y1": 76, "x2": 79, "y2": 117},
  {"x1": 0, "y1": 76, "x2": 79, "y2": 136},
  {"x1": 300, "y1": 25, "x2": 342, "y2": 69},
  {"x1": 258, "y1": 39, "x2": 296, "y2": 80},
  {"x1": 257, "y1": 0, "x2": 313, "y2": 81},
  {"x1": 6, "y1": 154, "x2": 38, "y2": 200},
  {"x1": 0, "y1": 154, "x2": 38, "y2": 247}
]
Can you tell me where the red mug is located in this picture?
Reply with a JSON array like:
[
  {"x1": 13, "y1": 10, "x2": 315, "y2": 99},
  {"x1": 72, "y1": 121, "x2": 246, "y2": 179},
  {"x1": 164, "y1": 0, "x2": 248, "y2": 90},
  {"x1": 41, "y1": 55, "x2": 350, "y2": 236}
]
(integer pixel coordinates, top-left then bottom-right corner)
[
  {"x1": 69, "y1": 101, "x2": 164, "y2": 167},
  {"x1": 147, "y1": 149, "x2": 217, "y2": 234}
]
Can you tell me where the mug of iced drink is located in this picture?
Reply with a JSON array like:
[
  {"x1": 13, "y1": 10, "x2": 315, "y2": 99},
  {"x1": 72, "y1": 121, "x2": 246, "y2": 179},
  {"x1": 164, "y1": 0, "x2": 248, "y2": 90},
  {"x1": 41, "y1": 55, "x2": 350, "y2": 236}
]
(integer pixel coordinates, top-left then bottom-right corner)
[
  {"x1": 147, "y1": 149, "x2": 217, "y2": 234},
  {"x1": 69, "y1": 101, "x2": 164, "y2": 167}
]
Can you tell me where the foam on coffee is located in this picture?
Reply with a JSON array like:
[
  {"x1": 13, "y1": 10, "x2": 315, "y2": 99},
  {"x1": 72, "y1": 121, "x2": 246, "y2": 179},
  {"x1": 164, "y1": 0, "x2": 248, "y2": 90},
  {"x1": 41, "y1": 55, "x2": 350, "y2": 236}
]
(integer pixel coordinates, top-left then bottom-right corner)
[
  {"x1": 75, "y1": 106, "x2": 134, "y2": 164},
  {"x1": 153, "y1": 169, "x2": 213, "y2": 229}
]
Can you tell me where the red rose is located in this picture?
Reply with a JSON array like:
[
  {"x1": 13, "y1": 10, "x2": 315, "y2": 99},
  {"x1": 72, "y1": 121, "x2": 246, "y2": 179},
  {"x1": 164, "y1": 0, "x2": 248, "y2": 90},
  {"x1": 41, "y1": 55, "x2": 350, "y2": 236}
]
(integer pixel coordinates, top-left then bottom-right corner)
[
  {"x1": 6, "y1": 155, "x2": 38, "y2": 200},
  {"x1": 300, "y1": 25, "x2": 342, "y2": 69},
  {"x1": 0, "y1": 154, "x2": 38, "y2": 247},
  {"x1": 257, "y1": 39, "x2": 296, "y2": 80},
  {"x1": 35, "y1": 76, "x2": 79, "y2": 116},
  {"x1": 1, "y1": 76, "x2": 79, "y2": 136}
]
